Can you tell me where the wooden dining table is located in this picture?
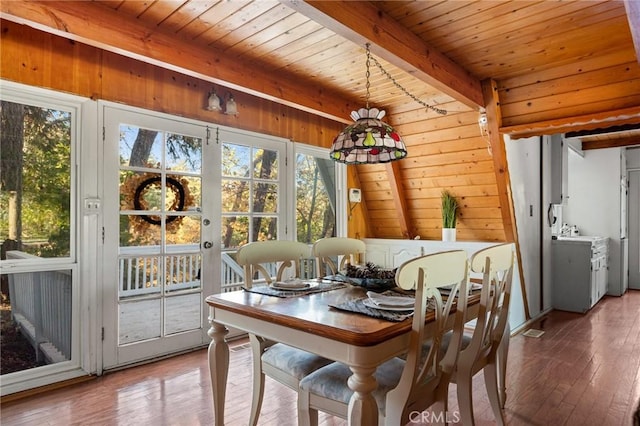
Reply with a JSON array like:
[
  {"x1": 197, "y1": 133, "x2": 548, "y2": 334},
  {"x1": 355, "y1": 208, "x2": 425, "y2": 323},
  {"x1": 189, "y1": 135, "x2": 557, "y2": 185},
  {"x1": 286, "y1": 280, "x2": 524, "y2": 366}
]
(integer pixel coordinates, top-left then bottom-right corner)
[{"x1": 205, "y1": 284, "x2": 480, "y2": 426}]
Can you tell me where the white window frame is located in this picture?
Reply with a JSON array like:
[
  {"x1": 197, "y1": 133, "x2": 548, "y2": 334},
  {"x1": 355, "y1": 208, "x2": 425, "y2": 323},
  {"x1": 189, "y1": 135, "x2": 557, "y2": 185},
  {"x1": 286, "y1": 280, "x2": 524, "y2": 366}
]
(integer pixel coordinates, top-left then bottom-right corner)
[
  {"x1": 0, "y1": 80, "x2": 97, "y2": 396},
  {"x1": 291, "y1": 143, "x2": 347, "y2": 240}
]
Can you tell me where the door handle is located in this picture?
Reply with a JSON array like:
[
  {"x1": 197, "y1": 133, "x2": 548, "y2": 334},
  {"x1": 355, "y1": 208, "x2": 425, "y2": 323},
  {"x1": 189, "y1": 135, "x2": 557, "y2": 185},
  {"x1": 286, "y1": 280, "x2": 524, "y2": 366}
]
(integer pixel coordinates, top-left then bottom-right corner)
[{"x1": 203, "y1": 241, "x2": 213, "y2": 249}]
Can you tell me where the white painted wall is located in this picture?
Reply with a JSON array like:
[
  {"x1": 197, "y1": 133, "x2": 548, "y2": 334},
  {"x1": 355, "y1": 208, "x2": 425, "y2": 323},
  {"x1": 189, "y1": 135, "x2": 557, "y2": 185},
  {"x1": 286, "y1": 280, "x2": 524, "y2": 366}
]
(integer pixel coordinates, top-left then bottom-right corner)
[
  {"x1": 564, "y1": 148, "x2": 620, "y2": 237},
  {"x1": 564, "y1": 147, "x2": 626, "y2": 295}
]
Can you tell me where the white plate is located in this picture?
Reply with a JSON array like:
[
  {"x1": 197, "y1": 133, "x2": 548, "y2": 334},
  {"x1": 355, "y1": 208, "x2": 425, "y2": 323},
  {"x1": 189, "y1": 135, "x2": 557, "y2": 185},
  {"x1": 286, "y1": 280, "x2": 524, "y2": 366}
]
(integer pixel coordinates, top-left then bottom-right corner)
[
  {"x1": 270, "y1": 282, "x2": 318, "y2": 291},
  {"x1": 362, "y1": 298, "x2": 414, "y2": 312}
]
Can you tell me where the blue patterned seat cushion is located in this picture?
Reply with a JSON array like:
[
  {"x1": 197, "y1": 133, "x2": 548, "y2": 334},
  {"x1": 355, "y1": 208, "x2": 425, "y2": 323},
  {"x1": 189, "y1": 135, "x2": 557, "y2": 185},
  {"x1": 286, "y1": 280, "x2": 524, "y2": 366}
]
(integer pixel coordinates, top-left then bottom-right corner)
[
  {"x1": 262, "y1": 343, "x2": 332, "y2": 379},
  {"x1": 299, "y1": 358, "x2": 405, "y2": 411},
  {"x1": 398, "y1": 331, "x2": 471, "y2": 362}
]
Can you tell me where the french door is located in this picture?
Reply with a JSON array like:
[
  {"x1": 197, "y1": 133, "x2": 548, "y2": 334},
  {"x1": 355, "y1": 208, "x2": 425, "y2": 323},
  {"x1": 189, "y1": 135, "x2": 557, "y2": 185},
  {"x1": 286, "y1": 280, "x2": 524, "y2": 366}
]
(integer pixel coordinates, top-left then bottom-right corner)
[
  {"x1": 101, "y1": 105, "x2": 219, "y2": 369},
  {"x1": 100, "y1": 104, "x2": 340, "y2": 369}
]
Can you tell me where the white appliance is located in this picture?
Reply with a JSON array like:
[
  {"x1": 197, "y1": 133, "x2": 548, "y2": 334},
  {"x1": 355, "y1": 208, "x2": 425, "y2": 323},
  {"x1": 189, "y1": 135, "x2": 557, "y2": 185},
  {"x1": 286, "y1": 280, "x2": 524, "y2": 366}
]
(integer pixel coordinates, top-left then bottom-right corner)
[
  {"x1": 547, "y1": 203, "x2": 563, "y2": 237},
  {"x1": 552, "y1": 236, "x2": 609, "y2": 313}
]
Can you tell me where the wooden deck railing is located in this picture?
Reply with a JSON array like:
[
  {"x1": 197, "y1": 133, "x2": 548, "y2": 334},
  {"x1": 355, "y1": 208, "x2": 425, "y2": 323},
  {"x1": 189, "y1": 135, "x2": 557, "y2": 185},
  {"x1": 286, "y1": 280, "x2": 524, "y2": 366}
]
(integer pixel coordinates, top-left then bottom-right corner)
[
  {"x1": 6, "y1": 251, "x2": 72, "y2": 364},
  {"x1": 118, "y1": 246, "x2": 318, "y2": 295},
  {"x1": 5, "y1": 246, "x2": 319, "y2": 365}
]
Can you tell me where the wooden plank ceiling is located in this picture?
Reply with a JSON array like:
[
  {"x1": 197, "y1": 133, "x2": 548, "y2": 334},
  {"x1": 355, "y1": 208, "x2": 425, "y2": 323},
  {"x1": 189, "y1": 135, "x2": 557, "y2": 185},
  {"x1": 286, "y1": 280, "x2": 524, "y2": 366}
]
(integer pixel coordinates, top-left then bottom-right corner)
[{"x1": 2, "y1": 0, "x2": 640, "y2": 241}]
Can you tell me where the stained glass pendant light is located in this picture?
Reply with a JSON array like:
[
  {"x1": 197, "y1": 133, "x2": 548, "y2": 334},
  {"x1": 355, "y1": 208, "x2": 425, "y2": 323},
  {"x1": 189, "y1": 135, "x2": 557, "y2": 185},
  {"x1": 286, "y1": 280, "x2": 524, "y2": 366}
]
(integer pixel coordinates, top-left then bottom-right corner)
[
  {"x1": 330, "y1": 43, "x2": 447, "y2": 164},
  {"x1": 330, "y1": 44, "x2": 406, "y2": 164}
]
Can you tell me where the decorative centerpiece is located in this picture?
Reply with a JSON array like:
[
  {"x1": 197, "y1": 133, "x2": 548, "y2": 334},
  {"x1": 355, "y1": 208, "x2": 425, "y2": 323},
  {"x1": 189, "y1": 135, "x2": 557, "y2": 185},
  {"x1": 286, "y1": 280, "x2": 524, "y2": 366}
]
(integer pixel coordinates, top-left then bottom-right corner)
[{"x1": 343, "y1": 262, "x2": 397, "y2": 292}]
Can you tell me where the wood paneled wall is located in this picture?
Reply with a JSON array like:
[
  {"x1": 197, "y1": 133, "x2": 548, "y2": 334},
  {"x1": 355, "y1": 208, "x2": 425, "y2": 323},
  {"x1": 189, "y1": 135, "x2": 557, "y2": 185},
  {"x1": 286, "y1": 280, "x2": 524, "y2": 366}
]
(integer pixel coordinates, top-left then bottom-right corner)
[
  {"x1": 0, "y1": 20, "x2": 344, "y2": 149},
  {"x1": 499, "y1": 50, "x2": 640, "y2": 132},
  {"x1": 0, "y1": 19, "x2": 510, "y2": 242},
  {"x1": 355, "y1": 108, "x2": 506, "y2": 242}
]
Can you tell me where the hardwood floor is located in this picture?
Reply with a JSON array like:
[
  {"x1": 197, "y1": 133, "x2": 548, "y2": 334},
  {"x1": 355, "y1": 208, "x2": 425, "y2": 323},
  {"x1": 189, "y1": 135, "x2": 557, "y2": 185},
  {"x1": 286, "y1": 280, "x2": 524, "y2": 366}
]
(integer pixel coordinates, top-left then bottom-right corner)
[{"x1": 2, "y1": 291, "x2": 640, "y2": 425}]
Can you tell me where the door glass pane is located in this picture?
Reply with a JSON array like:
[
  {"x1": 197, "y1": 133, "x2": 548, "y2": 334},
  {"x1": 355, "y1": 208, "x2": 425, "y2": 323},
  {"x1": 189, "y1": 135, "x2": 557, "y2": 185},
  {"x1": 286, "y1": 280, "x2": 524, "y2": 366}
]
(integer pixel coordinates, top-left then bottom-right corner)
[
  {"x1": 253, "y1": 183, "x2": 278, "y2": 212},
  {"x1": 222, "y1": 179, "x2": 249, "y2": 212},
  {"x1": 222, "y1": 143, "x2": 250, "y2": 177},
  {"x1": 221, "y1": 139, "x2": 283, "y2": 292},
  {"x1": 296, "y1": 153, "x2": 336, "y2": 243},
  {"x1": 253, "y1": 217, "x2": 278, "y2": 241},
  {"x1": 221, "y1": 216, "x2": 249, "y2": 249},
  {"x1": 119, "y1": 299, "x2": 161, "y2": 344},
  {"x1": 254, "y1": 148, "x2": 278, "y2": 179},
  {"x1": 119, "y1": 126, "x2": 162, "y2": 168},
  {"x1": 165, "y1": 294, "x2": 201, "y2": 335},
  {"x1": 118, "y1": 125, "x2": 203, "y2": 345},
  {"x1": 221, "y1": 143, "x2": 280, "y2": 246},
  {"x1": 0, "y1": 101, "x2": 72, "y2": 258}
]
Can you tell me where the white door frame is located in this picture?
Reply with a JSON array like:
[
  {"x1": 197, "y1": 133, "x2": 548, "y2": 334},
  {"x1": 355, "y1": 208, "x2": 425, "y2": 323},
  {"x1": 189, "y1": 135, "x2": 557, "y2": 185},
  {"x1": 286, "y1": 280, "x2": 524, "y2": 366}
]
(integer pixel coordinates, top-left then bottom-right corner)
[{"x1": 100, "y1": 102, "x2": 219, "y2": 369}]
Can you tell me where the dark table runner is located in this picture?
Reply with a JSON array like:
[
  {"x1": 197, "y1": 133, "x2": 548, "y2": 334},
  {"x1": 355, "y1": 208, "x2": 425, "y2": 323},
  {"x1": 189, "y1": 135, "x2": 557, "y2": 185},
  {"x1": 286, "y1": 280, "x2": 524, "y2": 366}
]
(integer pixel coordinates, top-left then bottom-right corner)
[{"x1": 242, "y1": 280, "x2": 347, "y2": 298}]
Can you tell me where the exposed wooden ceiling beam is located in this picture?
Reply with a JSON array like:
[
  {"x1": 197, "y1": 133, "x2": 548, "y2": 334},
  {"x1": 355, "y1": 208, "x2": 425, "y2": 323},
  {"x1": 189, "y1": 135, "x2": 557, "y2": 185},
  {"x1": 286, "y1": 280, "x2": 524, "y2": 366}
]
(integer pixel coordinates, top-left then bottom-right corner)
[
  {"x1": 385, "y1": 161, "x2": 413, "y2": 239},
  {"x1": 501, "y1": 106, "x2": 640, "y2": 138},
  {"x1": 482, "y1": 78, "x2": 531, "y2": 320},
  {"x1": 0, "y1": 0, "x2": 354, "y2": 124},
  {"x1": 281, "y1": 0, "x2": 484, "y2": 110},
  {"x1": 481, "y1": 79, "x2": 514, "y2": 242},
  {"x1": 624, "y1": 0, "x2": 640, "y2": 64},
  {"x1": 582, "y1": 135, "x2": 640, "y2": 150}
]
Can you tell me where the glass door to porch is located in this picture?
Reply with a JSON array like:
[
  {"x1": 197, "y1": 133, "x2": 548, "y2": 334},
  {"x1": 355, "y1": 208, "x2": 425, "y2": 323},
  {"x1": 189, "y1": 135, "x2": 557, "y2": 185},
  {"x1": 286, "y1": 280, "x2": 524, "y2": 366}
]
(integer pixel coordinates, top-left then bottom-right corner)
[{"x1": 102, "y1": 105, "x2": 219, "y2": 369}]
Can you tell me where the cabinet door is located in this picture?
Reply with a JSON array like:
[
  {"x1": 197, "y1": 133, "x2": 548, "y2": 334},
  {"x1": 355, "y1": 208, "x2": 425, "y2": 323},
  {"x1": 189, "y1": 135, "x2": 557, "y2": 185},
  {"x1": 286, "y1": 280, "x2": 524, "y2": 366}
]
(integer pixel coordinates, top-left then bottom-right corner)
[{"x1": 590, "y1": 258, "x2": 598, "y2": 307}]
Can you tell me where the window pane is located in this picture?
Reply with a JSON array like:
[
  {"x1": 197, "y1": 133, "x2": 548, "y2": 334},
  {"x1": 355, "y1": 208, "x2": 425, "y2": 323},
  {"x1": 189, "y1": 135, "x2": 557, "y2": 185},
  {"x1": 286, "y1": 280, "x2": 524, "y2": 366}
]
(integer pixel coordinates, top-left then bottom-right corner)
[
  {"x1": 1, "y1": 269, "x2": 72, "y2": 374},
  {"x1": 253, "y1": 217, "x2": 277, "y2": 241},
  {"x1": 165, "y1": 216, "x2": 200, "y2": 246},
  {"x1": 222, "y1": 143, "x2": 250, "y2": 177},
  {"x1": 165, "y1": 133, "x2": 201, "y2": 173},
  {"x1": 221, "y1": 216, "x2": 248, "y2": 249},
  {"x1": 165, "y1": 293, "x2": 201, "y2": 334},
  {"x1": 0, "y1": 101, "x2": 72, "y2": 258},
  {"x1": 253, "y1": 183, "x2": 278, "y2": 213},
  {"x1": 119, "y1": 125, "x2": 162, "y2": 168},
  {"x1": 222, "y1": 179, "x2": 249, "y2": 212},
  {"x1": 254, "y1": 148, "x2": 278, "y2": 180},
  {"x1": 165, "y1": 254, "x2": 201, "y2": 292},
  {"x1": 296, "y1": 153, "x2": 336, "y2": 243}
]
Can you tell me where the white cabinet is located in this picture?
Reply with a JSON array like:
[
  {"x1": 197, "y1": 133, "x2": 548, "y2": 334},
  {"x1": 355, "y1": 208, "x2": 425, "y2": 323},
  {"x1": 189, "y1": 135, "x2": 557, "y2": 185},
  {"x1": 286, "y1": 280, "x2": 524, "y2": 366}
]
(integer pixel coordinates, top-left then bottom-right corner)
[{"x1": 552, "y1": 237, "x2": 608, "y2": 313}]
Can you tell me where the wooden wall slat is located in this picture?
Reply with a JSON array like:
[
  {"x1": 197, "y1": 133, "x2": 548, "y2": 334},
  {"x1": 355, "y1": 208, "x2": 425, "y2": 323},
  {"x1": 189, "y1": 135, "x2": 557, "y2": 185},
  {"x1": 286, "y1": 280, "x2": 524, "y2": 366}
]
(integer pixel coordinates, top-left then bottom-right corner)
[
  {"x1": 501, "y1": 63, "x2": 640, "y2": 105},
  {"x1": 0, "y1": 19, "x2": 343, "y2": 149},
  {"x1": 400, "y1": 160, "x2": 496, "y2": 176}
]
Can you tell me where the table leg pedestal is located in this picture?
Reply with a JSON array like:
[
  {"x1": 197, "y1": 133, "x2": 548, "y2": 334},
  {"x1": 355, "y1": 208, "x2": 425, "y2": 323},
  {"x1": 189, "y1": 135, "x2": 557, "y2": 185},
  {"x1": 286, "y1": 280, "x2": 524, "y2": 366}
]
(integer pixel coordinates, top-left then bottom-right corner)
[
  {"x1": 347, "y1": 366, "x2": 379, "y2": 425},
  {"x1": 208, "y1": 318, "x2": 229, "y2": 426}
]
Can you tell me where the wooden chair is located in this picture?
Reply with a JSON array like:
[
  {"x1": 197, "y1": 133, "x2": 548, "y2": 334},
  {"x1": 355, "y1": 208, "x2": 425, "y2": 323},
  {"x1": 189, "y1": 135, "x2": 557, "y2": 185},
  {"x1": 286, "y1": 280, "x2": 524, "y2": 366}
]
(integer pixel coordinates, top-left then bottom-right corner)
[
  {"x1": 235, "y1": 240, "x2": 333, "y2": 426},
  {"x1": 297, "y1": 250, "x2": 470, "y2": 426},
  {"x1": 450, "y1": 243, "x2": 515, "y2": 426},
  {"x1": 312, "y1": 237, "x2": 366, "y2": 277}
]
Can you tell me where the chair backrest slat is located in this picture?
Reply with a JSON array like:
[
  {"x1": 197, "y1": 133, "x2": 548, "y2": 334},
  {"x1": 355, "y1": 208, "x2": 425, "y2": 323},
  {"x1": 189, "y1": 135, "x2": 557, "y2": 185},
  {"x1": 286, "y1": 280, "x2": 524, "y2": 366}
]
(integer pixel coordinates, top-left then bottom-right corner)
[
  {"x1": 312, "y1": 237, "x2": 366, "y2": 276},
  {"x1": 468, "y1": 243, "x2": 515, "y2": 356},
  {"x1": 386, "y1": 249, "x2": 470, "y2": 422},
  {"x1": 236, "y1": 240, "x2": 311, "y2": 287}
]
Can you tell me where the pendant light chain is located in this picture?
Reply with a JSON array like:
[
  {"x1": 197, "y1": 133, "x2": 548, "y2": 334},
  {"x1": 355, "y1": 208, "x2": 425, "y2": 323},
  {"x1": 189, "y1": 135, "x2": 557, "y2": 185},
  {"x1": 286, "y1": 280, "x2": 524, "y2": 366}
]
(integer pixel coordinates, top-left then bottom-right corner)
[
  {"x1": 365, "y1": 43, "x2": 447, "y2": 116},
  {"x1": 365, "y1": 44, "x2": 372, "y2": 109}
]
